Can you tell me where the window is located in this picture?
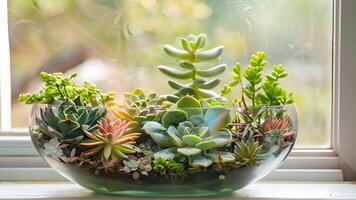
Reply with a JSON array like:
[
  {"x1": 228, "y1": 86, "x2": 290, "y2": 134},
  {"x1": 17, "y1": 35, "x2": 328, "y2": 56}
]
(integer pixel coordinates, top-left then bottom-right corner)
[
  {"x1": 8, "y1": 0, "x2": 332, "y2": 147},
  {"x1": 2, "y1": 0, "x2": 356, "y2": 181}
]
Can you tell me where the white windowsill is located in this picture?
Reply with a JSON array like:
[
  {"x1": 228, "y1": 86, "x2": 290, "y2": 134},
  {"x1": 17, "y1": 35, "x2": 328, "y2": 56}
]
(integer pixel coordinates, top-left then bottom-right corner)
[{"x1": 1, "y1": 181, "x2": 356, "y2": 200}]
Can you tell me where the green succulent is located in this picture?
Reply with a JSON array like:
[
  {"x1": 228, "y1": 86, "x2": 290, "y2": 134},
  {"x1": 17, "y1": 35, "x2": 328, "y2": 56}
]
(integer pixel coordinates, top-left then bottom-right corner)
[
  {"x1": 35, "y1": 98, "x2": 105, "y2": 143},
  {"x1": 19, "y1": 72, "x2": 114, "y2": 106},
  {"x1": 111, "y1": 88, "x2": 171, "y2": 125},
  {"x1": 256, "y1": 64, "x2": 294, "y2": 105},
  {"x1": 122, "y1": 157, "x2": 153, "y2": 176},
  {"x1": 143, "y1": 96, "x2": 234, "y2": 168},
  {"x1": 153, "y1": 157, "x2": 184, "y2": 174},
  {"x1": 158, "y1": 33, "x2": 227, "y2": 102},
  {"x1": 234, "y1": 140, "x2": 264, "y2": 167},
  {"x1": 221, "y1": 51, "x2": 294, "y2": 108}
]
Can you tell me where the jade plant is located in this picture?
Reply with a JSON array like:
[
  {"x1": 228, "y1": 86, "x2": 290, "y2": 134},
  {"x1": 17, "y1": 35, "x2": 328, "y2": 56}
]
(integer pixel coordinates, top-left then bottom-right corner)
[
  {"x1": 158, "y1": 33, "x2": 226, "y2": 102},
  {"x1": 19, "y1": 33, "x2": 297, "y2": 184}
]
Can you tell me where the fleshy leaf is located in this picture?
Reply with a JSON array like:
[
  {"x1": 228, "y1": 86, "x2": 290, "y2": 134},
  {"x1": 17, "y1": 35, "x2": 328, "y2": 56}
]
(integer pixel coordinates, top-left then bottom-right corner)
[
  {"x1": 176, "y1": 96, "x2": 203, "y2": 117},
  {"x1": 167, "y1": 126, "x2": 184, "y2": 147},
  {"x1": 195, "y1": 140, "x2": 216, "y2": 151},
  {"x1": 143, "y1": 121, "x2": 174, "y2": 147},
  {"x1": 182, "y1": 135, "x2": 203, "y2": 146},
  {"x1": 177, "y1": 147, "x2": 201, "y2": 156},
  {"x1": 206, "y1": 152, "x2": 235, "y2": 163},
  {"x1": 154, "y1": 148, "x2": 176, "y2": 160},
  {"x1": 204, "y1": 107, "x2": 231, "y2": 133},
  {"x1": 161, "y1": 110, "x2": 188, "y2": 128},
  {"x1": 189, "y1": 156, "x2": 213, "y2": 168}
]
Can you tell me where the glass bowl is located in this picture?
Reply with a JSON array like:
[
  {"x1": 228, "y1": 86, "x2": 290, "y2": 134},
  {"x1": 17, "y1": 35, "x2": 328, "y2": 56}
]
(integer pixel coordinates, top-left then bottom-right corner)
[{"x1": 29, "y1": 103, "x2": 298, "y2": 197}]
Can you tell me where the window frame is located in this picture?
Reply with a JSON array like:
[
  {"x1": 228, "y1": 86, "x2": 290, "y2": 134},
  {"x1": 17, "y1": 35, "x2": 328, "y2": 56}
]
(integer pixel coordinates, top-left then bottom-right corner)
[{"x1": 1, "y1": 0, "x2": 354, "y2": 181}]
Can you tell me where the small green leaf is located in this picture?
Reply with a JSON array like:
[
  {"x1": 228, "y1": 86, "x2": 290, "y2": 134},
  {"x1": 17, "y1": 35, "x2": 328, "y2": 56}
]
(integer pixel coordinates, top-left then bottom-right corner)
[
  {"x1": 167, "y1": 126, "x2": 184, "y2": 147},
  {"x1": 204, "y1": 107, "x2": 231, "y2": 133},
  {"x1": 161, "y1": 110, "x2": 188, "y2": 128},
  {"x1": 168, "y1": 80, "x2": 188, "y2": 90},
  {"x1": 181, "y1": 38, "x2": 192, "y2": 52},
  {"x1": 158, "y1": 65, "x2": 194, "y2": 79},
  {"x1": 197, "y1": 78, "x2": 221, "y2": 89},
  {"x1": 163, "y1": 44, "x2": 191, "y2": 60},
  {"x1": 176, "y1": 96, "x2": 203, "y2": 117},
  {"x1": 195, "y1": 140, "x2": 216, "y2": 151},
  {"x1": 177, "y1": 147, "x2": 201, "y2": 156},
  {"x1": 182, "y1": 135, "x2": 203, "y2": 146},
  {"x1": 154, "y1": 148, "x2": 176, "y2": 160},
  {"x1": 196, "y1": 64, "x2": 227, "y2": 77},
  {"x1": 189, "y1": 156, "x2": 213, "y2": 168},
  {"x1": 188, "y1": 115, "x2": 205, "y2": 127},
  {"x1": 143, "y1": 121, "x2": 174, "y2": 147},
  {"x1": 197, "y1": 89, "x2": 219, "y2": 98},
  {"x1": 206, "y1": 152, "x2": 235, "y2": 163},
  {"x1": 195, "y1": 46, "x2": 224, "y2": 62},
  {"x1": 179, "y1": 61, "x2": 196, "y2": 70}
]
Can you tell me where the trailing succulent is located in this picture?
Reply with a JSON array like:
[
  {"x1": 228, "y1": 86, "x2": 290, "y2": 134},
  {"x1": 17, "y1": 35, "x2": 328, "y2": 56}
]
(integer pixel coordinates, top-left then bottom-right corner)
[
  {"x1": 19, "y1": 33, "x2": 297, "y2": 182},
  {"x1": 158, "y1": 33, "x2": 227, "y2": 102}
]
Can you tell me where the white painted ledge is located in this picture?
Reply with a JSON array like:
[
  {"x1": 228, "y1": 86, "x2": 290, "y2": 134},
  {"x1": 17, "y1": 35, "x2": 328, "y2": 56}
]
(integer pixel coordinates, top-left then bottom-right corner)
[{"x1": 0, "y1": 182, "x2": 356, "y2": 200}]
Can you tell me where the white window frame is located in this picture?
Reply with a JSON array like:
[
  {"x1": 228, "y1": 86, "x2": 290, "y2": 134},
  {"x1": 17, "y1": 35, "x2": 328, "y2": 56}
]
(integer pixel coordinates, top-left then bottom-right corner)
[{"x1": 0, "y1": 0, "x2": 355, "y2": 181}]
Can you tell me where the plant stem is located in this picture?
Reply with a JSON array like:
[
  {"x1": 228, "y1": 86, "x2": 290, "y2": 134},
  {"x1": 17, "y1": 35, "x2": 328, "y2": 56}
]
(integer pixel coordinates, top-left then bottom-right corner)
[{"x1": 56, "y1": 84, "x2": 65, "y2": 99}]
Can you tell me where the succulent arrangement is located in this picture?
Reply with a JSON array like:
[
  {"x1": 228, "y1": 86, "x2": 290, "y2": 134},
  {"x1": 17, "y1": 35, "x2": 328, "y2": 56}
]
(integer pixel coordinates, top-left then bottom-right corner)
[{"x1": 20, "y1": 34, "x2": 297, "y2": 183}]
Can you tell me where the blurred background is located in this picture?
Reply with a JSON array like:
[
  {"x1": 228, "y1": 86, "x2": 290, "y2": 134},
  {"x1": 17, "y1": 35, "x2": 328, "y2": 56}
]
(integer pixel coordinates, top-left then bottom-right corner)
[{"x1": 8, "y1": 0, "x2": 332, "y2": 147}]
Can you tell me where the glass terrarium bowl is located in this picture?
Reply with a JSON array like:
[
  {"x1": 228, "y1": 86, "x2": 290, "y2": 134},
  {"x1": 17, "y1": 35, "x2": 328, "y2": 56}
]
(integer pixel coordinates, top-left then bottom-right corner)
[{"x1": 29, "y1": 103, "x2": 298, "y2": 197}]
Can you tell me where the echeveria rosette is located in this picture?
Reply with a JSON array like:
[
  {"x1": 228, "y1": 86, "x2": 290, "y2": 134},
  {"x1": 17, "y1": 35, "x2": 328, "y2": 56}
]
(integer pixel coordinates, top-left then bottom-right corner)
[
  {"x1": 36, "y1": 98, "x2": 105, "y2": 144},
  {"x1": 143, "y1": 96, "x2": 234, "y2": 168},
  {"x1": 110, "y1": 88, "x2": 171, "y2": 125}
]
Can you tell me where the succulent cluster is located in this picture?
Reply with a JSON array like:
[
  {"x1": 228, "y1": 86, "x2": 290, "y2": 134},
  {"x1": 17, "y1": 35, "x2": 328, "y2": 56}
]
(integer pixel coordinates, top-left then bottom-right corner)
[
  {"x1": 143, "y1": 96, "x2": 233, "y2": 168},
  {"x1": 110, "y1": 88, "x2": 171, "y2": 125},
  {"x1": 21, "y1": 33, "x2": 296, "y2": 183}
]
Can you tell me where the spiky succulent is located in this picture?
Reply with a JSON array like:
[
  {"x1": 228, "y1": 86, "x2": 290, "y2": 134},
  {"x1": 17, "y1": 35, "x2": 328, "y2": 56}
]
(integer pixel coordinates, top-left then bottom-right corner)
[
  {"x1": 35, "y1": 98, "x2": 105, "y2": 143},
  {"x1": 143, "y1": 96, "x2": 234, "y2": 168},
  {"x1": 110, "y1": 88, "x2": 171, "y2": 125},
  {"x1": 158, "y1": 33, "x2": 226, "y2": 102},
  {"x1": 80, "y1": 118, "x2": 140, "y2": 160},
  {"x1": 262, "y1": 117, "x2": 295, "y2": 146},
  {"x1": 234, "y1": 140, "x2": 264, "y2": 167}
]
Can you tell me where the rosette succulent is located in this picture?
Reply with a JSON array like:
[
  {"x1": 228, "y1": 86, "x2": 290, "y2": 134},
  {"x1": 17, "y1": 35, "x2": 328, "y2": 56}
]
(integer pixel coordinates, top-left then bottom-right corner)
[
  {"x1": 234, "y1": 140, "x2": 264, "y2": 167},
  {"x1": 80, "y1": 118, "x2": 141, "y2": 160},
  {"x1": 262, "y1": 117, "x2": 295, "y2": 146},
  {"x1": 110, "y1": 88, "x2": 171, "y2": 125},
  {"x1": 35, "y1": 98, "x2": 105, "y2": 143},
  {"x1": 143, "y1": 96, "x2": 234, "y2": 167}
]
